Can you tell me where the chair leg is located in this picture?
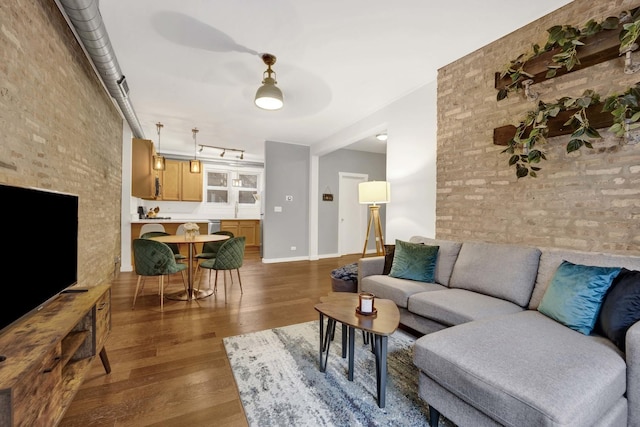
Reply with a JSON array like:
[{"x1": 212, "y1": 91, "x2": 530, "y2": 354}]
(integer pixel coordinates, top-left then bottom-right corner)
[
  {"x1": 160, "y1": 276, "x2": 164, "y2": 312},
  {"x1": 223, "y1": 269, "x2": 227, "y2": 304},
  {"x1": 236, "y1": 269, "x2": 243, "y2": 294},
  {"x1": 133, "y1": 275, "x2": 143, "y2": 309},
  {"x1": 214, "y1": 271, "x2": 219, "y2": 293},
  {"x1": 180, "y1": 271, "x2": 188, "y2": 293}
]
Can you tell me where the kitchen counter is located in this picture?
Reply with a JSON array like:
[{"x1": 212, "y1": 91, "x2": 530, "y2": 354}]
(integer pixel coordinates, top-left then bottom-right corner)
[{"x1": 131, "y1": 218, "x2": 212, "y2": 223}]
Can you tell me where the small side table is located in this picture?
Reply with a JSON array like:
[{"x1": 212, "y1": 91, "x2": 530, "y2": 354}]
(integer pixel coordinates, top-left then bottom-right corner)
[{"x1": 314, "y1": 293, "x2": 400, "y2": 408}]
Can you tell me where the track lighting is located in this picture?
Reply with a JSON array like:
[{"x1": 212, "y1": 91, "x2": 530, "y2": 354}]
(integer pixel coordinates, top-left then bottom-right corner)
[
  {"x1": 199, "y1": 144, "x2": 246, "y2": 160},
  {"x1": 255, "y1": 53, "x2": 283, "y2": 110},
  {"x1": 153, "y1": 122, "x2": 166, "y2": 171}
]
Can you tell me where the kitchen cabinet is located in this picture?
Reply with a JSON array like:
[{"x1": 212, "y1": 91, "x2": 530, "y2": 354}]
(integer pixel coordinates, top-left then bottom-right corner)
[
  {"x1": 220, "y1": 219, "x2": 260, "y2": 247},
  {"x1": 159, "y1": 160, "x2": 202, "y2": 202},
  {"x1": 160, "y1": 159, "x2": 181, "y2": 201},
  {"x1": 131, "y1": 139, "x2": 201, "y2": 201},
  {"x1": 131, "y1": 138, "x2": 159, "y2": 200}
]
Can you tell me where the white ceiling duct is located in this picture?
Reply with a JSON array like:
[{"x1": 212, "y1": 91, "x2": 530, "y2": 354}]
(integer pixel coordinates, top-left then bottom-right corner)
[{"x1": 55, "y1": 0, "x2": 145, "y2": 138}]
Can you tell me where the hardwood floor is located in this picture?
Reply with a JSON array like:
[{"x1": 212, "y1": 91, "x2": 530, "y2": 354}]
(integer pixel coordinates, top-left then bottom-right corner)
[{"x1": 59, "y1": 249, "x2": 362, "y2": 427}]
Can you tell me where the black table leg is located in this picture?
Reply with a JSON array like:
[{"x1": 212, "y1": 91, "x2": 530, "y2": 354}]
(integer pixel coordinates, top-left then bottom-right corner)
[
  {"x1": 341, "y1": 323, "x2": 347, "y2": 358},
  {"x1": 374, "y1": 334, "x2": 388, "y2": 408},
  {"x1": 319, "y1": 313, "x2": 333, "y2": 372},
  {"x1": 348, "y1": 325, "x2": 355, "y2": 381}
]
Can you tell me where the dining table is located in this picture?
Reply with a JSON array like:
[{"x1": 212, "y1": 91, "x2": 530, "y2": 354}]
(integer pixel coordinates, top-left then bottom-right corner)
[{"x1": 150, "y1": 233, "x2": 230, "y2": 301}]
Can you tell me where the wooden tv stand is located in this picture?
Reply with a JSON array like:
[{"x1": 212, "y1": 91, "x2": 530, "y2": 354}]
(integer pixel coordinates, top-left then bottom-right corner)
[{"x1": 0, "y1": 284, "x2": 111, "y2": 426}]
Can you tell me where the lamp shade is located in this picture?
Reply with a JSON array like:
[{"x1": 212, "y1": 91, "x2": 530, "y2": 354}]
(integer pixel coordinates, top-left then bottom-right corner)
[
  {"x1": 358, "y1": 181, "x2": 390, "y2": 205},
  {"x1": 255, "y1": 77, "x2": 283, "y2": 110}
]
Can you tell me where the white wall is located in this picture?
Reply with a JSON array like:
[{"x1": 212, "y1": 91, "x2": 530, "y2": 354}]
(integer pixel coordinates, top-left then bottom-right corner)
[{"x1": 311, "y1": 81, "x2": 437, "y2": 253}]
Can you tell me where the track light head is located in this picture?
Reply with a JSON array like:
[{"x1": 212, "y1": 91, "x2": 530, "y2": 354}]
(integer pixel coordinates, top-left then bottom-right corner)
[{"x1": 220, "y1": 150, "x2": 225, "y2": 157}]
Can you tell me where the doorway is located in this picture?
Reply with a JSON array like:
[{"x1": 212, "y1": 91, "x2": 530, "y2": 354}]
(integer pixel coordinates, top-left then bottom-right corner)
[{"x1": 338, "y1": 172, "x2": 368, "y2": 255}]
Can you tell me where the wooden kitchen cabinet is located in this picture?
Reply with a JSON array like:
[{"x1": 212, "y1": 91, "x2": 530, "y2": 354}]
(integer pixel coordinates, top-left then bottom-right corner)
[
  {"x1": 158, "y1": 160, "x2": 202, "y2": 202},
  {"x1": 131, "y1": 138, "x2": 159, "y2": 200},
  {"x1": 160, "y1": 159, "x2": 181, "y2": 201},
  {"x1": 181, "y1": 163, "x2": 203, "y2": 201},
  {"x1": 220, "y1": 219, "x2": 260, "y2": 247}
]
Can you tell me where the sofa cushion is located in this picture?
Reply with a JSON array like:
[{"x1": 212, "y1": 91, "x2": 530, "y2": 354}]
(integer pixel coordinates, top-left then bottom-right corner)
[
  {"x1": 413, "y1": 310, "x2": 626, "y2": 427},
  {"x1": 409, "y1": 236, "x2": 462, "y2": 286},
  {"x1": 388, "y1": 239, "x2": 439, "y2": 282},
  {"x1": 360, "y1": 275, "x2": 446, "y2": 308},
  {"x1": 449, "y1": 242, "x2": 541, "y2": 307},
  {"x1": 598, "y1": 268, "x2": 640, "y2": 351},
  {"x1": 538, "y1": 261, "x2": 621, "y2": 335},
  {"x1": 408, "y1": 289, "x2": 524, "y2": 327},
  {"x1": 529, "y1": 248, "x2": 640, "y2": 310}
]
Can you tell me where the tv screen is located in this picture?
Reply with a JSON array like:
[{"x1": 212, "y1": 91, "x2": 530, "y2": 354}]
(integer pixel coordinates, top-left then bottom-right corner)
[{"x1": 0, "y1": 184, "x2": 78, "y2": 333}]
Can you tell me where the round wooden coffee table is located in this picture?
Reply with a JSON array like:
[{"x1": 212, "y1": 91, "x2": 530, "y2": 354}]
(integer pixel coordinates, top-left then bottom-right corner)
[{"x1": 314, "y1": 292, "x2": 400, "y2": 408}]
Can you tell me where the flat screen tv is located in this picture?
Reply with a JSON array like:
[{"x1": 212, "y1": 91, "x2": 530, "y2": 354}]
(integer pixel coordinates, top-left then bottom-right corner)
[{"x1": 0, "y1": 184, "x2": 78, "y2": 334}]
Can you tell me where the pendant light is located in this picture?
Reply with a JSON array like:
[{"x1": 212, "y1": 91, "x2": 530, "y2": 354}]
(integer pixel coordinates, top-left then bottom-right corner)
[
  {"x1": 190, "y1": 128, "x2": 201, "y2": 173},
  {"x1": 152, "y1": 122, "x2": 166, "y2": 171},
  {"x1": 255, "y1": 53, "x2": 283, "y2": 110}
]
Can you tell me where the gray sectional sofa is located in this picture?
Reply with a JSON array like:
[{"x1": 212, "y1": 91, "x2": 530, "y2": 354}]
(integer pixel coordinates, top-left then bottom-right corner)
[{"x1": 358, "y1": 236, "x2": 640, "y2": 427}]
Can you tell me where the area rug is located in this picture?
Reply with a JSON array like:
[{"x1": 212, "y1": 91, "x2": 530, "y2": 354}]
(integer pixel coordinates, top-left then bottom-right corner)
[{"x1": 223, "y1": 321, "x2": 454, "y2": 427}]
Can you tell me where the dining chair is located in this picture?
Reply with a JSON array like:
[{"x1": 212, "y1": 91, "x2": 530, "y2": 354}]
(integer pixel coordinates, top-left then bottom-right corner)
[
  {"x1": 140, "y1": 231, "x2": 187, "y2": 263},
  {"x1": 198, "y1": 236, "x2": 246, "y2": 303},
  {"x1": 139, "y1": 223, "x2": 165, "y2": 237},
  {"x1": 194, "y1": 231, "x2": 234, "y2": 279},
  {"x1": 176, "y1": 223, "x2": 201, "y2": 235},
  {"x1": 132, "y1": 238, "x2": 188, "y2": 311}
]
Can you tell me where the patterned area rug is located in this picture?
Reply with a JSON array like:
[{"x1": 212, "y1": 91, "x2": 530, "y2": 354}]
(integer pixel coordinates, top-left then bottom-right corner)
[{"x1": 223, "y1": 321, "x2": 454, "y2": 427}]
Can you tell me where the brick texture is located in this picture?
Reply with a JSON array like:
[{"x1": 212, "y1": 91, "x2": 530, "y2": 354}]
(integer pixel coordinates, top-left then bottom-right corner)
[
  {"x1": 437, "y1": 0, "x2": 640, "y2": 254},
  {"x1": 0, "y1": 0, "x2": 123, "y2": 285}
]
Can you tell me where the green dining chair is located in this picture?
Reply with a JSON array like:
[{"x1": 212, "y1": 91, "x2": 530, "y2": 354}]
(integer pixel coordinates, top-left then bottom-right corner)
[
  {"x1": 132, "y1": 238, "x2": 188, "y2": 311},
  {"x1": 194, "y1": 230, "x2": 234, "y2": 279},
  {"x1": 198, "y1": 236, "x2": 246, "y2": 303},
  {"x1": 141, "y1": 231, "x2": 187, "y2": 263}
]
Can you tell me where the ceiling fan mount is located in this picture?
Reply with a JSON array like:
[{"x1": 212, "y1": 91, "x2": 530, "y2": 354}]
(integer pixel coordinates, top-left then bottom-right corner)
[{"x1": 261, "y1": 53, "x2": 277, "y2": 67}]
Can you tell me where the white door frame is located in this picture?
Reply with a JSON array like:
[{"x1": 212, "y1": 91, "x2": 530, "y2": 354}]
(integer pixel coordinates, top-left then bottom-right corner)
[{"x1": 338, "y1": 172, "x2": 368, "y2": 255}]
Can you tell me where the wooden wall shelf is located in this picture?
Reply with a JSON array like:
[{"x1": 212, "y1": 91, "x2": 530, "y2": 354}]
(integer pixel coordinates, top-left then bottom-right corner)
[
  {"x1": 493, "y1": 103, "x2": 614, "y2": 145},
  {"x1": 495, "y1": 27, "x2": 622, "y2": 91}
]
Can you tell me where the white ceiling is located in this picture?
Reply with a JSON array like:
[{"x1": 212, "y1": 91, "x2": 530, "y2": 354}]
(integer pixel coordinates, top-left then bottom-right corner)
[{"x1": 99, "y1": 0, "x2": 572, "y2": 161}]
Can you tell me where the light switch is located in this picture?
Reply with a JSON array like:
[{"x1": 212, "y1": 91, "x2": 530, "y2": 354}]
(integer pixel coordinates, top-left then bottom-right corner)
[{"x1": 274, "y1": 206, "x2": 282, "y2": 212}]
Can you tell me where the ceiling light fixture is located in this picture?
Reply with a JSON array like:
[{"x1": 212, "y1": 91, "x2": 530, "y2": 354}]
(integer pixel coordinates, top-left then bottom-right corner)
[
  {"x1": 255, "y1": 53, "x2": 283, "y2": 110},
  {"x1": 190, "y1": 128, "x2": 201, "y2": 173},
  {"x1": 153, "y1": 122, "x2": 166, "y2": 171},
  {"x1": 376, "y1": 133, "x2": 388, "y2": 141},
  {"x1": 199, "y1": 144, "x2": 245, "y2": 160}
]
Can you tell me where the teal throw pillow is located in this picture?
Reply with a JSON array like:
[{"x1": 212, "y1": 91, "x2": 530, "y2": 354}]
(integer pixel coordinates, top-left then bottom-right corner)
[
  {"x1": 388, "y1": 239, "x2": 439, "y2": 283},
  {"x1": 538, "y1": 260, "x2": 621, "y2": 335}
]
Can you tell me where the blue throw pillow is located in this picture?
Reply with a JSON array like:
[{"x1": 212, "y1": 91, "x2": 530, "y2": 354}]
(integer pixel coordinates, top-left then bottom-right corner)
[
  {"x1": 597, "y1": 268, "x2": 640, "y2": 351},
  {"x1": 388, "y1": 239, "x2": 439, "y2": 283},
  {"x1": 538, "y1": 260, "x2": 621, "y2": 335}
]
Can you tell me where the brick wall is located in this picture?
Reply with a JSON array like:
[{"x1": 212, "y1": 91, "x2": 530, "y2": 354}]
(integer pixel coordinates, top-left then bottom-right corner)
[
  {"x1": 436, "y1": 0, "x2": 640, "y2": 254},
  {"x1": 0, "y1": 0, "x2": 123, "y2": 285}
]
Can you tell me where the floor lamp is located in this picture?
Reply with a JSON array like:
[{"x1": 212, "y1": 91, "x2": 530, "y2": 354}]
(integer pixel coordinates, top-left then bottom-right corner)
[{"x1": 359, "y1": 181, "x2": 390, "y2": 257}]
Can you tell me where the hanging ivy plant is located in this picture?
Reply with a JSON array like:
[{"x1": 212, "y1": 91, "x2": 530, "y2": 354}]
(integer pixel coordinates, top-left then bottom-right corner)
[
  {"x1": 497, "y1": 17, "x2": 620, "y2": 100},
  {"x1": 603, "y1": 83, "x2": 640, "y2": 137},
  {"x1": 620, "y1": 8, "x2": 640, "y2": 53},
  {"x1": 501, "y1": 90, "x2": 602, "y2": 178}
]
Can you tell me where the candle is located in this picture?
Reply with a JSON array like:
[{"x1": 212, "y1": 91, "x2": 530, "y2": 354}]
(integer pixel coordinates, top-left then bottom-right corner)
[{"x1": 359, "y1": 292, "x2": 375, "y2": 313}]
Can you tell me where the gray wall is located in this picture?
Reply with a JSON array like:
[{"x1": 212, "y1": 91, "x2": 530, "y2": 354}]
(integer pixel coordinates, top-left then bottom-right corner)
[
  {"x1": 263, "y1": 141, "x2": 310, "y2": 260},
  {"x1": 318, "y1": 149, "x2": 387, "y2": 255}
]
